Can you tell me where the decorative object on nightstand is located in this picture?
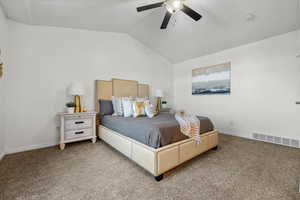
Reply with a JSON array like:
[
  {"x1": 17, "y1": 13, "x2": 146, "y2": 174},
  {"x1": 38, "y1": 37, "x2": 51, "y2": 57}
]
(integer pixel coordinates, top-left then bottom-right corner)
[
  {"x1": 155, "y1": 89, "x2": 164, "y2": 112},
  {"x1": 68, "y1": 82, "x2": 84, "y2": 113},
  {"x1": 58, "y1": 112, "x2": 97, "y2": 150},
  {"x1": 65, "y1": 102, "x2": 75, "y2": 114}
]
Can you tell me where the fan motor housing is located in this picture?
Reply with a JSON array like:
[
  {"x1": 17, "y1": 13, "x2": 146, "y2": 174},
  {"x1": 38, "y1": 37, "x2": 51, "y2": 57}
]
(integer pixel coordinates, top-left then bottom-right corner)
[{"x1": 165, "y1": 0, "x2": 183, "y2": 13}]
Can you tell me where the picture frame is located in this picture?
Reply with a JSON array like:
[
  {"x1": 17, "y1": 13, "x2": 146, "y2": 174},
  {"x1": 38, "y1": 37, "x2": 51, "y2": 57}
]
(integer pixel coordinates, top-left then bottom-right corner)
[{"x1": 192, "y1": 62, "x2": 231, "y2": 95}]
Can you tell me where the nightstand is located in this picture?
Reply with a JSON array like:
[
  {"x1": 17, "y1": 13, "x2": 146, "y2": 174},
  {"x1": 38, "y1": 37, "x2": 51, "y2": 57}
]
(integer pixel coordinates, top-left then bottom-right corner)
[
  {"x1": 58, "y1": 112, "x2": 97, "y2": 150},
  {"x1": 160, "y1": 108, "x2": 172, "y2": 113}
]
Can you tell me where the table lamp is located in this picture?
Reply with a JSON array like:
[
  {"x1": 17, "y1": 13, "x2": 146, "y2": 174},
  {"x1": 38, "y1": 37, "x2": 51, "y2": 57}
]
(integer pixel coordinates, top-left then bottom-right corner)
[
  {"x1": 68, "y1": 82, "x2": 84, "y2": 113},
  {"x1": 155, "y1": 89, "x2": 164, "y2": 112}
]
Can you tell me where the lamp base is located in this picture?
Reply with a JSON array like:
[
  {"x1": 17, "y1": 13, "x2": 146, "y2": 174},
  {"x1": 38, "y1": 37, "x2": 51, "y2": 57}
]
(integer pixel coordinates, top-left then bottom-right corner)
[
  {"x1": 156, "y1": 97, "x2": 162, "y2": 113},
  {"x1": 74, "y1": 95, "x2": 81, "y2": 113}
]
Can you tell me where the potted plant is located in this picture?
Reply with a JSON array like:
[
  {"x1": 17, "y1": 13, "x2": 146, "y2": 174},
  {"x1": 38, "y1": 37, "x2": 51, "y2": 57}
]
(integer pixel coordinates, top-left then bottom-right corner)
[{"x1": 65, "y1": 102, "x2": 75, "y2": 114}]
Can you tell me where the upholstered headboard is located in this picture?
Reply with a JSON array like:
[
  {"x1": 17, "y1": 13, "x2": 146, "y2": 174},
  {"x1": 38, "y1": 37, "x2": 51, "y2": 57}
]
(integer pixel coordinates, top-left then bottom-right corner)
[{"x1": 95, "y1": 78, "x2": 150, "y2": 113}]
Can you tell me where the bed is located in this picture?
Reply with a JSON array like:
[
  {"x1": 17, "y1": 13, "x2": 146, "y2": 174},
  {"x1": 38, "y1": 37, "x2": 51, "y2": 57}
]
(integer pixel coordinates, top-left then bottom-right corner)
[
  {"x1": 96, "y1": 79, "x2": 218, "y2": 181},
  {"x1": 101, "y1": 113, "x2": 214, "y2": 148}
]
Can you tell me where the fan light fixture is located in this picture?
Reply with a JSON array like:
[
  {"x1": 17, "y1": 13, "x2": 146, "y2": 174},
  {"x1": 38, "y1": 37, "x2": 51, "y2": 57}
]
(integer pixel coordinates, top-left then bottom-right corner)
[
  {"x1": 136, "y1": 0, "x2": 202, "y2": 29},
  {"x1": 165, "y1": 0, "x2": 183, "y2": 13}
]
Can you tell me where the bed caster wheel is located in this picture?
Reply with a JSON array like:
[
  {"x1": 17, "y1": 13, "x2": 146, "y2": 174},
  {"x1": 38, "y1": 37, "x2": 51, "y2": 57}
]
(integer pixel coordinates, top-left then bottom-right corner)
[
  {"x1": 212, "y1": 145, "x2": 218, "y2": 150},
  {"x1": 155, "y1": 174, "x2": 164, "y2": 182}
]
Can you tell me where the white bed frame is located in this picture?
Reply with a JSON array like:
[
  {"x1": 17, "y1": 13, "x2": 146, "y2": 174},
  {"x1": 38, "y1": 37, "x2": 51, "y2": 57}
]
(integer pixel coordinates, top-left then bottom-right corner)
[{"x1": 96, "y1": 79, "x2": 218, "y2": 181}]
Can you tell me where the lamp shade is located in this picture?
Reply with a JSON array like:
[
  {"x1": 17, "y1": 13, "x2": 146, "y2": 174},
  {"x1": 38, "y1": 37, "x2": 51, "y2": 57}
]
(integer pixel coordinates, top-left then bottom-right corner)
[
  {"x1": 68, "y1": 82, "x2": 84, "y2": 96},
  {"x1": 155, "y1": 89, "x2": 164, "y2": 98}
]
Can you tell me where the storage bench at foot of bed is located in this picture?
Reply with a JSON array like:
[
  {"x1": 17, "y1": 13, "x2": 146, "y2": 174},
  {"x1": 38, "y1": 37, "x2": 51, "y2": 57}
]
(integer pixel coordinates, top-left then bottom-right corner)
[{"x1": 99, "y1": 125, "x2": 218, "y2": 180}]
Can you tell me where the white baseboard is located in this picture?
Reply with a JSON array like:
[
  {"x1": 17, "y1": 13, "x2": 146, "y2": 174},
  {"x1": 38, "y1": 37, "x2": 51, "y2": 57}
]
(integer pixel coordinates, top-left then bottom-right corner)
[
  {"x1": 5, "y1": 142, "x2": 58, "y2": 155},
  {"x1": 0, "y1": 133, "x2": 259, "y2": 155},
  {"x1": 0, "y1": 152, "x2": 4, "y2": 161},
  {"x1": 3, "y1": 131, "x2": 298, "y2": 155},
  {"x1": 221, "y1": 132, "x2": 252, "y2": 140}
]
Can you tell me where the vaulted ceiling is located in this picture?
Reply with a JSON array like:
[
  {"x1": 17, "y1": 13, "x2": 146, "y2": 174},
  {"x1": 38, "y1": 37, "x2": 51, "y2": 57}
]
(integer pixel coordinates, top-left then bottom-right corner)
[{"x1": 1, "y1": 0, "x2": 299, "y2": 63}]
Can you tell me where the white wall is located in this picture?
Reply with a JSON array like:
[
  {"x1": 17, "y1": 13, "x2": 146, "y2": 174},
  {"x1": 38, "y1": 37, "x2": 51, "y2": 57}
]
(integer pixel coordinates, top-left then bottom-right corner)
[
  {"x1": 0, "y1": 6, "x2": 7, "y2": 159},
  {"x1": 174, "y1": 30, "x2": 300, "y2": 140},
  {"x1": 298, "y1": 29, "x2": 300, "y2": 55},
  {"x1": 4, "y1": 21, "x2": 173, "y2": 153}
]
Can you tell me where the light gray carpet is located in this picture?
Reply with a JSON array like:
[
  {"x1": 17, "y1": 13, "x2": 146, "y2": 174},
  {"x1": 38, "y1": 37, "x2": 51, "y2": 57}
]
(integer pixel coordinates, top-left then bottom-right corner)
[{"x1": 0, "y1": 134, "x2": 299, "y2": 200}]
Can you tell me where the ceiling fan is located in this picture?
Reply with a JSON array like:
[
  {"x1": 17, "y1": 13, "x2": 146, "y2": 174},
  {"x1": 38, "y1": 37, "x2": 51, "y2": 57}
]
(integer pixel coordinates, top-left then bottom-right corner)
[{"x1": 136, "y1": 0, "x2": 202, "y2": 29}]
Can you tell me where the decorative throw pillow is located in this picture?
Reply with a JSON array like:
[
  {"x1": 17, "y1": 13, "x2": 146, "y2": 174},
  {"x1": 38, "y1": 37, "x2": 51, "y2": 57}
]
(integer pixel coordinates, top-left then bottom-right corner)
[
  {"x1": 144, "y1": 101, "x2": 157, "y2": 118},
  {"x1": 99, "y1": 100, "x2": 113, "y2": 116},
  {"x1": 132, "y1": 101, "x2": 146, "y2": 117},
  {"x1": 111, "y1": 96, "x2": 123, "y2": 116},
  {"x1": 122, "y1": 97, "x2": 134, "y2": 117}
]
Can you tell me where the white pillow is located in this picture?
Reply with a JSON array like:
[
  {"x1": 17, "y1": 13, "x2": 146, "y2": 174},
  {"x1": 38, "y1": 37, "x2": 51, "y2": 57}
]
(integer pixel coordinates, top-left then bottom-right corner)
[
  {"x1": 122, "y1": 97, "x2": 134, "y2": 117},
  {"x1": 112, "y1": 96, "x2": 123, "y2": 116},
  {"x1": 144, "y1": 101, "x2": 157, "y2": 118}
]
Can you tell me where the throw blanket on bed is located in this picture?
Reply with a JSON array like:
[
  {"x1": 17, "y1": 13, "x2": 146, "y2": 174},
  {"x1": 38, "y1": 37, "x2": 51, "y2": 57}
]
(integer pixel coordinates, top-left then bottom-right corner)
[{"x1": 175, "y1": 113, "x2": 201, "y2": 144}]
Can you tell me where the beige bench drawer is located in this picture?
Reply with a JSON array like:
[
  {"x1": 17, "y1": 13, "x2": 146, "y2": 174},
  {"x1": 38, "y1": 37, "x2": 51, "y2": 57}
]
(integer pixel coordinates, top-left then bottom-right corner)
[
  {"x1": 65, "y1": 118, "x2": 93, "y2": 130},
  {"x1": 157, "y1": 146, "x2": 179, "y2": 175},
  {"x1": 100, "y1": 128, "x2": 131, "y2": 158},
  {"x1": 132, "y1": 144, "x2": 155, "y2": 174},
  {"x1": 65, "y1": 128, "x2": 92, "y2": 140},
  {"x1": 180, "y1": 141, "x2": 197, "y2": 163},
  {"x1": 195, "y1": 135, "x2": 209, "y2": 154},
  {"x1": 208, "y1": 134, "x2": 218, "y2": 149}
]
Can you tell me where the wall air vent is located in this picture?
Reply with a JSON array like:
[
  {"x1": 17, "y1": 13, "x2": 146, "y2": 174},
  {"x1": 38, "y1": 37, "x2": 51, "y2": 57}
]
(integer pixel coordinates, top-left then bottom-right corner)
[{"x1": 252, "y1": 133, "x2": 300, "y2": 148}]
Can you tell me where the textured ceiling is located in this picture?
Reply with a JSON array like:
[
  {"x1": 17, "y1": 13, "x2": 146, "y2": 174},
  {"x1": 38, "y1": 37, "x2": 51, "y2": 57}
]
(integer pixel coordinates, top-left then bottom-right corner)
[{"x1": 1, "y1": 0, "x2": 300, "y2": 63}]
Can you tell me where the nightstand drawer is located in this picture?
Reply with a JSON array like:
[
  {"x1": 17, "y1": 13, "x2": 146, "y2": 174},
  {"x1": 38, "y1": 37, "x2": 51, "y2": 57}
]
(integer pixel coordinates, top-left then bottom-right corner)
[
  {"x1": 65, "y1": 128, "x2": 92, "y2": 140},
  {"x1": 65, "y1": 118, "x2": 93, "y2": 130}
]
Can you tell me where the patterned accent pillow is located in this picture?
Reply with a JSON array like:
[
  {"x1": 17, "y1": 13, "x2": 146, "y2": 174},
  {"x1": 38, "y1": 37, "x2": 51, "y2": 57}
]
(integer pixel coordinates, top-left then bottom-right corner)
[
  {"x1": 144, "y1": 101, "x2": 157, "y2": 118},
  {"x1": 122, "y1": 97, "x2": 134, "y2": 117},
  {"x1": 111, "y1": 96, "x2": 123, "y2": 116},
  {"x1": 132, "y1": 101, "x2": 146, "y2": 118}
]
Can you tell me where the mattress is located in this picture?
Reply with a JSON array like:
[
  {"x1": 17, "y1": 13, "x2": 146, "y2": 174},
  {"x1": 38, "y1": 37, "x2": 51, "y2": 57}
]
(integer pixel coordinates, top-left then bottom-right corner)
[{"x1": 101, "y1": 113, "x2": 214, "y2": 149}]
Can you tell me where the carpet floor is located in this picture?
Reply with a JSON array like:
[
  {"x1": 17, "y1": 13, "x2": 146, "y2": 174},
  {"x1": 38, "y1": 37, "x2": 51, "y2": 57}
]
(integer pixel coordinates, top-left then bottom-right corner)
[{"x1": 0, "y1": 134, "x2": 299, "y2": 200}]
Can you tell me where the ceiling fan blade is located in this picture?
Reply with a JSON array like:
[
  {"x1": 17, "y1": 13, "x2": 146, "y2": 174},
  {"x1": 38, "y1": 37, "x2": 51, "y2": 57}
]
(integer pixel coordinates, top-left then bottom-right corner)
[
  {"x1": 181, "y1": 4, "x2": 202, "y2": 21},
  {"x1": 137, "y1": 2, "x2": 164, "y2": 12},
  {"x1": 160, "y1": 12, "x2": 172, "y2": 29}
]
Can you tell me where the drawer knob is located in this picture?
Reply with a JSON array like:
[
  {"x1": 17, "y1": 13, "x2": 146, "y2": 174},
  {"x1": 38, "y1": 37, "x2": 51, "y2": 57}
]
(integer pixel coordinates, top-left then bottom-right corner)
[
  {"x1": 75, "y1": 131, "x2": 84, "y2": 135},
  {"x1": 75, "y1": 121, "x2": 84, "y2": 124}
]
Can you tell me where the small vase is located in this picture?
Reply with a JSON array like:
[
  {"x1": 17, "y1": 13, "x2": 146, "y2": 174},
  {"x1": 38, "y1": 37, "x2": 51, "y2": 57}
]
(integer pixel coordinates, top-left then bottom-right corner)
[{"x1": 67, "y1": 107, "x2": 74, "y2": 114}]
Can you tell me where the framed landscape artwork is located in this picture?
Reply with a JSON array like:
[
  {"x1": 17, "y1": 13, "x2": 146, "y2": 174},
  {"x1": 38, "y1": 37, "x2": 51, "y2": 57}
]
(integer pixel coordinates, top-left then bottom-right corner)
[{"x1": 192, "y1": 62, "x2": 231, "y2": 95}]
